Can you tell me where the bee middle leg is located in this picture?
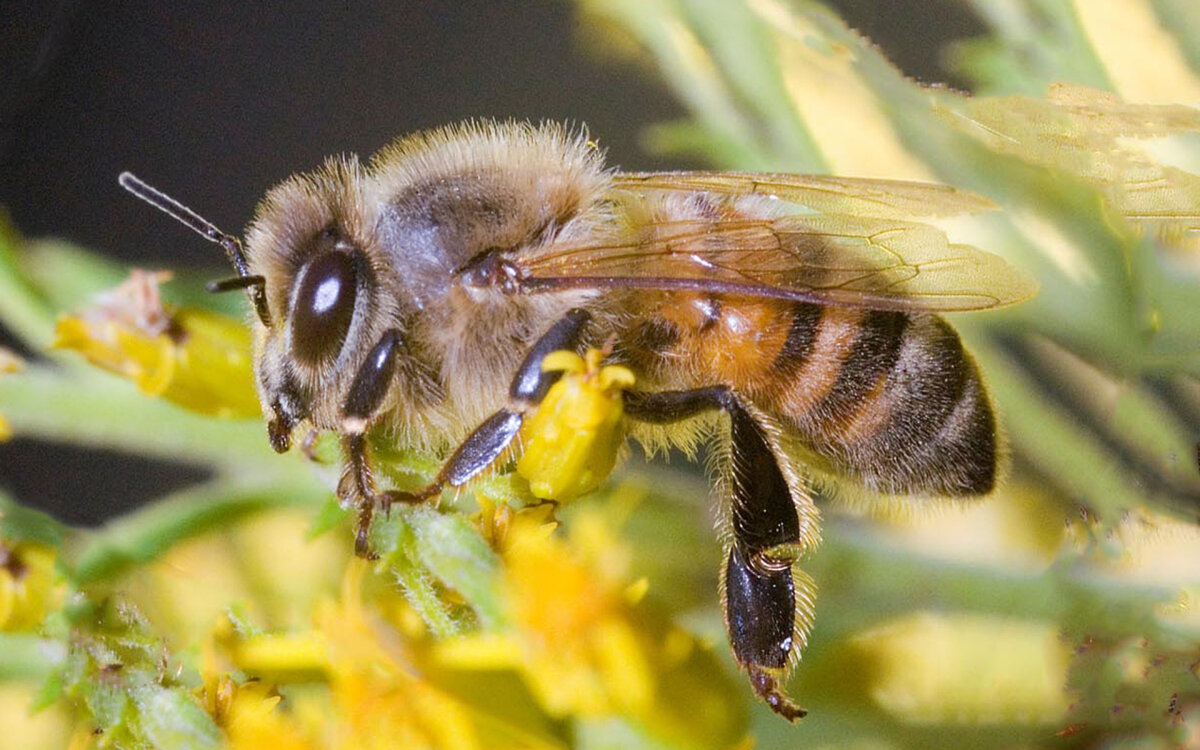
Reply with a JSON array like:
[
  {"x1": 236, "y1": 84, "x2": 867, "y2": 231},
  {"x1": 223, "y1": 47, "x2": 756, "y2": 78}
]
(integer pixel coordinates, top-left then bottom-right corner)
[
  {"x1": 625, "y1": 387, "x2": 814, "y2": 721},
  {"x1": 338, "y1": 309, "x2": 592, "y2": 557}
]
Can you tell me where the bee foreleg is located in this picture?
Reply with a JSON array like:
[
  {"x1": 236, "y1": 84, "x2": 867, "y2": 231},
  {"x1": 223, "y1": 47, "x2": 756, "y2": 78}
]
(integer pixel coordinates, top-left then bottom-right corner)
[
  {"x1": 371, "y1": 308, "x2": 593, "y2": 513},
  {"x1": 339, "y1": 432, "x2": 379, "y2": 558},
  {"x1": 625, "y1": 386, "x2": 811, "y2": 721},
  {"x1": 337, "y1": 328, "x2": 404, "y2": 557}
]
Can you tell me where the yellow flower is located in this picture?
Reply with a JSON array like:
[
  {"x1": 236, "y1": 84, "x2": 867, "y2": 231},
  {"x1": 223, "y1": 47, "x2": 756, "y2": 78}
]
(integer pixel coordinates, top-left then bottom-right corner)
[
  {"x1": 314, "y1": 561, "x2": 496, "y2": 750},
  {"x1": 0, "y1": 540, "x2": 58, "y2": 631},
  {"x1": 503, "y1": 515, "x2": 648, "y2": 718},
  {"x1": 54, "y1": 270, "x2": 260, "y2": 418},
  {"x1": 198, "y1": 675, "x2": 315, "y2": 750},
  {"x1": 204, "y1": 560, "x2": 556, "y2": 750},
  {"x1": 517, "y1": 349, "x2": 635, "y2": 502},
  {"x1": 0, "y1": 348, "x2": 21, "y2": 442},
  {"x1": 441, "y1": 497, "x2": 748, "y2": 749}
]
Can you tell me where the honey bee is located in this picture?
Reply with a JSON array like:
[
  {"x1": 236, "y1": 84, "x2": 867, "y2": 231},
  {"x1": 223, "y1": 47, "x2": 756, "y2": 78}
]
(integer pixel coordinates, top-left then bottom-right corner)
[{"x1": 120, "y1": 120, "x2": 1035, "y2": 721}]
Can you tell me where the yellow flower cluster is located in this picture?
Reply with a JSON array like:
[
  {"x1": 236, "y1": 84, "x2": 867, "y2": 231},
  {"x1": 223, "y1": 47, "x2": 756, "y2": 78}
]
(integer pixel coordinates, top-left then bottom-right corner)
[
  {"x1": 447, "y1": 500, "x2": 654, "y2": 718},
  {"x1": 444, "y1": 498, "x2": 745, "y2": 748},
  {"x1": 199, "y1": 559, "x2": 557, "y2": 750},
  {"x1": 843, "y1": 612, "x2": 1071, "y2": 725},
  {"x1": 178, "y1": 498, "x2": 746, "y2": 750},
  {"x1": 54, "y1": 270, "x2": 260, "y2": 418}
]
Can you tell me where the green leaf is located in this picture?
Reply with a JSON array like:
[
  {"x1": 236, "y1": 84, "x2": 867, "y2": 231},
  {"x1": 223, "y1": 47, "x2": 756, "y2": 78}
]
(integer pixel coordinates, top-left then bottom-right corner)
[
  {"x1": 952, "y1": 0, "x2": 1114, "y2": 95},
  {"x1": 406, "y1": 506, "x2": 505, "y2": 629},
  {"x1": 0, "y1": 633, "x2": 66, "y2": 682},
  {"x1": 0, "y1": 367, "x2": 272, "y2": 472},
  {"x1": 305, "y1": 495, "x2": 349, "y2": 540},
  {"x1": 0, "y1": 492, "x2": 67, "y2": 547},
  {"x1": 372, "y1": 511, "x2": 465, "y2": 637},
  {"x1": 133, "y1": 683, "x2": 222, "y2": 750},
  {"x1": 0, "y1": 214, "x2": 56, "y2": 349}
]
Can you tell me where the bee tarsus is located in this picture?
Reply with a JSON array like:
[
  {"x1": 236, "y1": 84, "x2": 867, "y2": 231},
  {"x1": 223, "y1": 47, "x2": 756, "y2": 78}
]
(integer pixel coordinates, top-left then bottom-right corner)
[
  {"x1": 299, "y1": 429, "x2": 322, "y2": 463},
  {"x1": 749, "y1": 665, "x2": 808, "y2": 722},
  {"x1": 267, "y1": 404, "x2": 295, "y2": 454},
  {"x1": 509, "y1": 308, "x2": 591, "y2": 402}
]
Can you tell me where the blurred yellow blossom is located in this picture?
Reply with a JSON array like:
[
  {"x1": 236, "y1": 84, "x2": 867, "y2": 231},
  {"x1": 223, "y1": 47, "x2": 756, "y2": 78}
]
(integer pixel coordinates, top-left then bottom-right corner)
[
  {"x1": 440, "y1": 498, "x2": 748, "y2": 749},
  {"x1": 0, "y1": 540, "x2": 59, "y2": 632},
  {"x1": 517, "y1": 348, "x2": 634, "y2": 502},
  {"x1": 198, "y1": 675, "x2": 314, "y2": 750},
  {"x1": 505, "y1": 510, "x2": 649, "y2": 718},
  {"x1": 202, "y1": 560, "x2": 564, "y2": 750},
  {"x1": 54, "y1": 270, "x2": 260, "y2": 418},
  {"x1": 0, "y1": 685, "x2": 70, "y2": 750}
]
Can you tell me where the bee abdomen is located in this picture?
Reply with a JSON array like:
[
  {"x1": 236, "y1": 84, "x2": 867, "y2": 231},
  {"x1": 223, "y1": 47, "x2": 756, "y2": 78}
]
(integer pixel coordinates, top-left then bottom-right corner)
[
  {"x1": 769, "y1": 307, "x2": 995, "y2": 497},
  {"x1": 623, "y1": 295, "x2": 997, "y2": 497}
]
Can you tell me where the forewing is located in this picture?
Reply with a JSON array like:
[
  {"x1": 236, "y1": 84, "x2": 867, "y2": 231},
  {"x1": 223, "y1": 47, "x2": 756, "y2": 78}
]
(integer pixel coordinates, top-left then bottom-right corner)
[
  {"x1": 519, "y1": 213, "x2": 1037, "y2": 312},
  {"x1": 614, "y1": 171, "x2": 999, "y2": 219}
]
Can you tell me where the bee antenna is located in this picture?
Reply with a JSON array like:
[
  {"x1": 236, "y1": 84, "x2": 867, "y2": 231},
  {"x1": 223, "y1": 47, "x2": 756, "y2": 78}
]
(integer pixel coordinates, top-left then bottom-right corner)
[{"x1": 118, "y1": 171, "x2": 272, "y2": 327}]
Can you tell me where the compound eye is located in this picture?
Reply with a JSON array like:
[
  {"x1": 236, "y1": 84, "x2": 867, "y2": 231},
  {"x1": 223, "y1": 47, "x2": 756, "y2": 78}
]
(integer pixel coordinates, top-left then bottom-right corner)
[{"x1": 290, "y1": 251, "x2": 357, "y2": 364}]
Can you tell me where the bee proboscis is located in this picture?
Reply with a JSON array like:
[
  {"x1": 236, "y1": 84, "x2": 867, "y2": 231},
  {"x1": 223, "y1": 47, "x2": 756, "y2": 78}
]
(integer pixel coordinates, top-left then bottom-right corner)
[{"x1": 121, "y1": 121, "x2": 1035, "y2": 720}]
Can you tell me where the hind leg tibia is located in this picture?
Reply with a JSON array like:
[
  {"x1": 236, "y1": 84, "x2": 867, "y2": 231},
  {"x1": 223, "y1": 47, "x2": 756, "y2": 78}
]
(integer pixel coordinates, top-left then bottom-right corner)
[{"x1": 626, "y1": 386, "x2": 816, "y2": 721}]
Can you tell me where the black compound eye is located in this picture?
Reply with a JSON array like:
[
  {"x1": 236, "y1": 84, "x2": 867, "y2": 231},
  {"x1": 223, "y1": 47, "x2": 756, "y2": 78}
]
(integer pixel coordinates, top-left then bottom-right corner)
[{"x1": 290, "y1": 251, "x2": 358, "y2": 363}]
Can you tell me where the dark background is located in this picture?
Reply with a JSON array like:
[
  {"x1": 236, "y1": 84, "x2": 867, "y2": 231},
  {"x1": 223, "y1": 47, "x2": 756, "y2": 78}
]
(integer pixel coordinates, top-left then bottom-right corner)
[{"x1": 0, "y1": 1, "x2": 982, "y2": 525}]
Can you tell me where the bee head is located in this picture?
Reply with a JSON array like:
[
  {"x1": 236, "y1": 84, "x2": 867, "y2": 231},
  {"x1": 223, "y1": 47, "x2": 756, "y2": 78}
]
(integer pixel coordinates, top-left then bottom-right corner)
[{"x1": 120, "y1": 159, "x2": 416, "y2": 453}]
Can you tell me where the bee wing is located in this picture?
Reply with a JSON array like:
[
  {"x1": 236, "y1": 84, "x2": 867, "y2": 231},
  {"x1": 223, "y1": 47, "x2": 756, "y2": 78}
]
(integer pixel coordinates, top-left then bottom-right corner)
[
  {"x1": 518, "y1": 213, "x2": 1037, "y2": 312},
  {"x1": 614, "y1": 171, "x2": 999, "y2": 218}
]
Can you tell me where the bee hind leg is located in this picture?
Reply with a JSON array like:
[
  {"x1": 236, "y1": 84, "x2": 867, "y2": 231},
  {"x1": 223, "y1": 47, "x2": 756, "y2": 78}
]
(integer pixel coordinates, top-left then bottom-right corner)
[
  {"x1": 625, "y1": 387, "x2": 812, "y2": 721},
  {"x1": 339, "y1": 309, "x2": 592, "y2": 556}
]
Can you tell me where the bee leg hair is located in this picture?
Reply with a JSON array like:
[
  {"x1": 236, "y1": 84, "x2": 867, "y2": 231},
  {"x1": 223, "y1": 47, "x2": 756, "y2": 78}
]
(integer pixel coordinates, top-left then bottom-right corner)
[{"x1": 625, "y1": 387, "x2": 808, "y2": 721}]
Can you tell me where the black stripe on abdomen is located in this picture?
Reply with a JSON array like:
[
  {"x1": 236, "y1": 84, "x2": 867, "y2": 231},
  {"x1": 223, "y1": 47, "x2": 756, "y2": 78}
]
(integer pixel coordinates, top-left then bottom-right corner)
[
  {"x1": 771, "y1": 302, "x2": 823, "y2": 378},
  {"x1": 785, "y1": 314, "x2": 996, "y2": 497},
  {"x1": 811, "y1": 309, "x2": 908, "y2": 425}
]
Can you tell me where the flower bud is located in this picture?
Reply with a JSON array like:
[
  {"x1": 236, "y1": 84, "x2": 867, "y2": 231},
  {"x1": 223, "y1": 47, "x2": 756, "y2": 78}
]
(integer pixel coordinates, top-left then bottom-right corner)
[
  {"x1": 54, "y1": 271, "x2": 259, "y2": 418},
  {"x1": 517, "y1": 349, "x2": 635, "y2": 502}
]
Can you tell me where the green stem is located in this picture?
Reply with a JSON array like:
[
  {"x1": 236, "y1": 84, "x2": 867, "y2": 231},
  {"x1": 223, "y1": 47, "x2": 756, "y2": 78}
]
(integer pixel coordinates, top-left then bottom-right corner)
[
  {"x1": 0, "y1": 224, "x2": 57, "y2": 350},
  {"x1": 68, "y1": 478, "x2": 329, "y2": 585},
  {"x1": 814, "y1": 518, "x2": 1184, "y2": 642},
  {"x1": 589, "y1": 0, "x2": 775, "y2": 169},
  {"x1": 0, "y1": 367, "x2": 275, "y2": 473},
  {"x1": 0, "y1": 633, "x2": 66, "y2": 681}
]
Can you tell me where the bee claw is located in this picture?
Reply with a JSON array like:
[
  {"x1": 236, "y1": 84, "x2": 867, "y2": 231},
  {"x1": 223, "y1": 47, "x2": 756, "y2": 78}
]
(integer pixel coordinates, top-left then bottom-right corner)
[
  {"x1": 749, "y1": 666, "x2": 807, "y2": 722},
  {"x1": 353, "y1": 489, "x2": 431, "y2": 558},
  {"x1": 353, "y1": 502, "x2": 375, "y2": 559}
]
